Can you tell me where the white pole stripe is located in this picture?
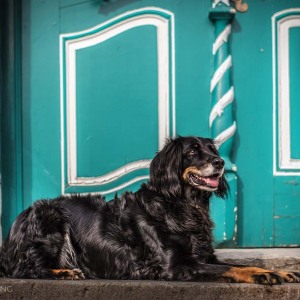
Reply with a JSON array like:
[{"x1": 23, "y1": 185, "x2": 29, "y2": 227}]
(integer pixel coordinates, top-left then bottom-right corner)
[
  {"x1": 213, "y1": 24, "x2": 231, "y2": 55},
  {"x1": 210, "y1": 55, "x2": 232, "y2": 92},
  {"x1": 214, "y1": 121, "x2": 237, "y2": 148},
  {"x1": 209, "y1": 86, "x2": 234, "y2": 127}
]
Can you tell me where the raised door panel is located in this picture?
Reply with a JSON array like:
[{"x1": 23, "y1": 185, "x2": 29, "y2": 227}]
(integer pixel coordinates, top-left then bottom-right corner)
[
  {"x1": 60, "y1": 8, "x2": 175, "y2": 197},
  {"x1": 273, "y1": 9, "x2": 300, "y2": 246}
]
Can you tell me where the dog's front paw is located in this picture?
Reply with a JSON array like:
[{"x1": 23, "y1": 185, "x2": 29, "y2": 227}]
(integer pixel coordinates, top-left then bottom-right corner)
[
  {"x1": 277, "y1": 271, "x2": 300, "y2": 283},
  {"x1": 223, "y1": 267, "x2": 300, "y2": 285},
  {"x1": 222, "y1": 267, "x2": 286, "y2": 285},
  {"x1": 251, "y1": 272, "x2": 283, "y2": 285},
  {"x1": 51, "y1": 268, "x2": 85, "y2": 280}
]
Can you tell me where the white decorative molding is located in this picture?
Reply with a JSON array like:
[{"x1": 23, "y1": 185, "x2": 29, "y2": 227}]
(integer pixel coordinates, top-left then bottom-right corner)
[
  {"x1": 210, "y1": 9, "x2": 236, "y2": 152},
  {"x1": 214, "y1": 122, "x2": 236, "y2": 148},
  {"x1": 97, "y1": 175, "x2": 150, "y2": 195},
  {"x1": 212, "y1": 0, "x2": 230, "y2": 8},
  {"x1": 209, "y1": 86, "x2": 234, "y2": 127},
  {"x1": 273, "y1": 9, "x2": 300, "y2": 175},
  {"x1": 73, "y1": 160, "x2": 151, "y2": 186},
  {"x1": 60, "y1": 7, "x2": 175, "y2": 192},
  {"x1": 213, "y1": 24, "x2": 231, "y2": 55},
  {"x1": 210, "y1": 55, "x2": 232, "y2": 92}
]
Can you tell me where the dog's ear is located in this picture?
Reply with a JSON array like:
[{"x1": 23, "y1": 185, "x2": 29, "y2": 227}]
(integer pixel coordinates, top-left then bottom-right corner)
[
  {"x1": 211, "y1": 139, "x2": 230, "y2": 199},
  {"x1": 149, "y1": 138, "x2": 183, "y2": 198},
  {"x1": 214, "y1": 172, "x2": 229, "y2": 199}
]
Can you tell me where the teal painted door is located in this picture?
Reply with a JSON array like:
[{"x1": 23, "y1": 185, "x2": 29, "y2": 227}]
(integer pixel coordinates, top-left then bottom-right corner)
[
  {"x1": 2, "y1": 0, "x2": 300, "y2": 247},
  {"x1": 60, "y1": 8, "x2": 175, "y2": 195},
  {"x1": 232, "y1": 0, "x2": 300, "y2": 247},
  {"x1": 2, "y1": 0, "x2": 215, "y2": 237}
]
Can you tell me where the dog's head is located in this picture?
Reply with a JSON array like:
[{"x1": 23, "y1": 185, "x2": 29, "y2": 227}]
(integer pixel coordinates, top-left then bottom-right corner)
[{"x1": 149, "y1": 136, "x2": 228, "y2": 199}]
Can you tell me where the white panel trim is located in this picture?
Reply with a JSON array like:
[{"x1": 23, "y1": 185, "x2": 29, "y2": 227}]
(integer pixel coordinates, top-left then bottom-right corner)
[
  {"x1": 99, "y1": 176, "x2": 150, "y2": 195},
  {"x1": 60, "y1": 8, "x2": 175, "y2": 191},
  {"x1": 71, "y1": 160, "x2": 151, "y2": 186},
  {"x1": 273, "y1": 9, "x2": 300, "y2": 175}
]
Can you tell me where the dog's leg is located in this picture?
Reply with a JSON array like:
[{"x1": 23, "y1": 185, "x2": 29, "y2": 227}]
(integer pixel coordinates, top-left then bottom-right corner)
[
  {"x1": 1, "y1": 200, "x2": 82, "y2": 279},
  {"x1": 50, "y1": 269, "x2": 85, "y2": 280},
  {"x1": 213, "y1": 259, "x2": 300, "y2": 284},
  {"x1": 171, "y1": 263, "x2": 300, "y2": 284},
  {"x1": 220, "y1": 266, "x2": 300, "y2": 284},
  {"x1": 200, "y1": 264, "x2": 300, "y2": 284}
]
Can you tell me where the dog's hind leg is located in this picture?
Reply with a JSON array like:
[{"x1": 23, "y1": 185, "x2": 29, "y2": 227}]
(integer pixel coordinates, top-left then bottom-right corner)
[{"x1": 2, "y1": 200, "x2": 82, "y2": 279}]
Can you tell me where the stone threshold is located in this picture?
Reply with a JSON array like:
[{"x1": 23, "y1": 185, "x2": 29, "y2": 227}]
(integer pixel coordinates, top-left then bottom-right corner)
[{"x1": 0, "y1": 249, "x2": 299, "y2": 300}]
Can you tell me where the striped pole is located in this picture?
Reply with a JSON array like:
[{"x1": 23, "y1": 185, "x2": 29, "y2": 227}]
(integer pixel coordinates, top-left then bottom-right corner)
[
  {"x1": 209, "y1": 2, "x2": 236, "y2": 171},
  {"x1": 209, "y1": 1, "x2": 237, "y2": 247}
]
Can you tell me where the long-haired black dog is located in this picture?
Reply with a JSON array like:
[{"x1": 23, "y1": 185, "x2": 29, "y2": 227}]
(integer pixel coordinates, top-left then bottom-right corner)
[{"x1": 0, "y1": 136, "x2": 299, "y2": 284}]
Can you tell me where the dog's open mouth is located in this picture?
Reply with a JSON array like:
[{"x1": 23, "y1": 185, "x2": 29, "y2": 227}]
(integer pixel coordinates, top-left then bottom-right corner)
[
  {"x1": 183, "y1": 166, "x2": 224, "y2": 191},
  {"x1": 189, "y1": 173, "x2": 220, "y2": 189}
]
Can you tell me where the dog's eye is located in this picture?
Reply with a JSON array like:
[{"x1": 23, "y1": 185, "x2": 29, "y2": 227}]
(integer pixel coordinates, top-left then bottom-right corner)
[{"x1": 188, "y1": 149, "x2": 196, "y2": 156}]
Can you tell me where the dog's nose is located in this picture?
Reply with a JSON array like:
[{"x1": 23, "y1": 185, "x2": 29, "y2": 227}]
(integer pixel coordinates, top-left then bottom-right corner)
[{"x1": 212, "y1": 158, "x2": 225, "y2": 169}]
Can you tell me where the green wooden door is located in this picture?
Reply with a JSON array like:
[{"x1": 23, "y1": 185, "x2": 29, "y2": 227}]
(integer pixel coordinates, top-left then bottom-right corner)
[
  {"x1": 231, "y1": 0, "x2": 300, "y2": 247},
  {"x1": 272, "y1": 7, "x2": 300, "y2": 246},
  {"x1": 2, "y1": 0, "x2": 214, "y2": 237},
  {"x1": 2, "y1": 0, "x2": 300, "y2": 247},
  {"x1": 60, "y1": 8, "x2": 175, "y2": 195}
]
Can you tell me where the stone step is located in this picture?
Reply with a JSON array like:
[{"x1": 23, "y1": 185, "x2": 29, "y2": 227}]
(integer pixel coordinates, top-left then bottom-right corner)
[
  {"x1": 0, "y1": 278, "x2": 299, "y2": 300},
  {"x1": 0, "y1": 249, "x2": 299, "y2": 300},
  {"x1": 215, "y1": 248, "x2": 300, "y2": 270}
]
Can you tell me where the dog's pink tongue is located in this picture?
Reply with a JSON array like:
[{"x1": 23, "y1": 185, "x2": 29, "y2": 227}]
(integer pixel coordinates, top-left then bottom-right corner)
[{"x1": 203, "y1": 177, "x2": 219, "y2": 187}]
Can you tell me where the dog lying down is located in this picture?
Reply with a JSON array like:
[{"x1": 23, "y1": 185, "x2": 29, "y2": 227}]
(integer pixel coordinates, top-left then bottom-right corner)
[{"x1": 0, "y1": 136, "x2": 299, "y2": 284}]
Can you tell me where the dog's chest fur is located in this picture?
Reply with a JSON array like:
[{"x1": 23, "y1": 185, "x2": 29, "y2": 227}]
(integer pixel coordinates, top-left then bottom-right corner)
[{"x1": 118, "y1": 190, "x2": 216, "y2": 266}]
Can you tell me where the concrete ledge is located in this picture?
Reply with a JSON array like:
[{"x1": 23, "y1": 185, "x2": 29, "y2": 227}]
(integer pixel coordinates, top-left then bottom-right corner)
[
  {"x1": 0, "y1": 279, "x2": 299, "y2": 300},
  {"x1": 216, "y1": 248, "x2": 300, "y2": 270},
  {"x1": 0, "y1": 249, "x2": 299, "y2": 300}
]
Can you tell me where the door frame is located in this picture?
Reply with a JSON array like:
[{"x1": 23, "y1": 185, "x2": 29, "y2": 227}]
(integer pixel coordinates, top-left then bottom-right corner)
[{"x1": 1, "y1": 0, "x2": 24, "y2": 238}]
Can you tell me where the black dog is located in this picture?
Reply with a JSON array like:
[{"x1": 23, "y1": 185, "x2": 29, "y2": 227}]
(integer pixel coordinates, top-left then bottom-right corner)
[{"x1": 0, "y1": 136, "x2": 299, "y2": 284}]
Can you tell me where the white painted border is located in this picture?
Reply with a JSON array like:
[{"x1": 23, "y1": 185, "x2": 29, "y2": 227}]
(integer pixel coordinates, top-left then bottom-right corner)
[
  {"x1": 69, "y1": 175, "x2": 150, "y2": 197},
  {"x1": 60, "y1": 7, "x2": 175, "y2": 191},
  {"x1": 99, "y1": 175, "x2": 150, "y2": 195},
  {"x1": 273, "y1": 9, "x2": 300, "y2": 176},
  {"x1": 71, "y1": 160, "x2": 151, "y2": 186}
]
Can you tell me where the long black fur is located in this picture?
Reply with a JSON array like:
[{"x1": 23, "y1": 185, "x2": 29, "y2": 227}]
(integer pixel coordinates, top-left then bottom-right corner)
[{"x1": 0, "y1": 136, "x2": 299, "y2": 284}]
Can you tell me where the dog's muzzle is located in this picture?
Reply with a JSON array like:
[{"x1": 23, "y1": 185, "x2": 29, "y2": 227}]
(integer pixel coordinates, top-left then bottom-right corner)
[{"x1": 183, "y1": 166, "x2": 224, "y2": 191}]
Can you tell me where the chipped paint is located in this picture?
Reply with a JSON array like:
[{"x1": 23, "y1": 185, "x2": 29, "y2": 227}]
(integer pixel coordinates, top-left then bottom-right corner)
[
  {"x1": 284, "y1": 180, "x2": 299, "y2": 186},
  {"x1": 274, "y1": 215, "x2": 298, "y2": 219}
]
